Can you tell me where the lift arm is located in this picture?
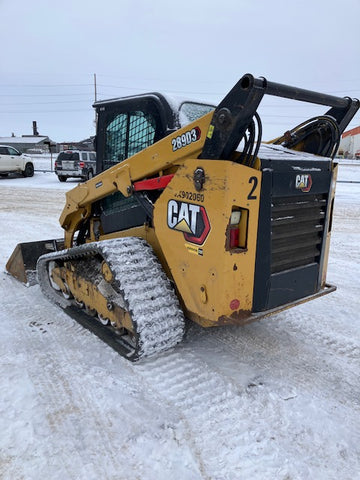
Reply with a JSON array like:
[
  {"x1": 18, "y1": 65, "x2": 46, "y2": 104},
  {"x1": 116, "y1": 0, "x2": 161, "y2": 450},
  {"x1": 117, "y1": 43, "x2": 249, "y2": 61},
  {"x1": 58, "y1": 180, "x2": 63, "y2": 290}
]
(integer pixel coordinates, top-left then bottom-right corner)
[{"x1": 60, "y1": 73, "x2": 359, "y2": 248}]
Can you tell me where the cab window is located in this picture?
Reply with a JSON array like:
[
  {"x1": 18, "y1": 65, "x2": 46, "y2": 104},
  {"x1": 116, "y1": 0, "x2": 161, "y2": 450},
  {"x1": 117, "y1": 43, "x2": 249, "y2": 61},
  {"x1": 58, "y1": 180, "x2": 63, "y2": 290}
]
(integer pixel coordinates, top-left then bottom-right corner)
[
  {"x1": 104, "y1": 111, "x2": 156, "y2": 170},
  {"x1": 179, "y1": 102, "x2": 215, "y2": 126}
]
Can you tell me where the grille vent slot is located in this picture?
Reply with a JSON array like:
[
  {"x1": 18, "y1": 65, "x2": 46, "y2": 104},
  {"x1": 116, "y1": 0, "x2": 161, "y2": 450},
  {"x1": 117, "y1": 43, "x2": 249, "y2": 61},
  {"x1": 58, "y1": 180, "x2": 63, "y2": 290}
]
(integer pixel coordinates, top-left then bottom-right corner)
[{"x1": 271, "y1": 194, "x2": 327, "y2": 273}]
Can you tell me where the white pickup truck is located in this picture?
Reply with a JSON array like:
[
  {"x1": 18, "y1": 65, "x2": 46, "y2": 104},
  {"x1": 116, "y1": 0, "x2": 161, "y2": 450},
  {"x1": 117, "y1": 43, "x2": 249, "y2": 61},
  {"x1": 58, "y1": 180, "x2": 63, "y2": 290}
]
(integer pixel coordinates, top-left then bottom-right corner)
[{"x1": 0, "y1": 145, "x2": 34, "y2": 177}]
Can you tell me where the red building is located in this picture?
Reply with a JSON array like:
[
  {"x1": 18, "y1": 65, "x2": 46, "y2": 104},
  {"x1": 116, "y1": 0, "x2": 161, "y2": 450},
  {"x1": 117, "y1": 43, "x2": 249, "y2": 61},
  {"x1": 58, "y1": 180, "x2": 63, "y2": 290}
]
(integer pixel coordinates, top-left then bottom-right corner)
[{"x1": 340, "y1": 125, "x2": 360, "y2": 158}]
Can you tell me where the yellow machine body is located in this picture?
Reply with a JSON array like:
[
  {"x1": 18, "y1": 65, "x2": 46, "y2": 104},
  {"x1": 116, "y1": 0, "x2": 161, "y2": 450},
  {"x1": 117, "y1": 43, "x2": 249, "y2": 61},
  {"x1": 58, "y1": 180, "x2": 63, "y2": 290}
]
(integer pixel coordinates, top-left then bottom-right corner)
[
  {"x1": 6, "y1": 73, "x2": 359, "y2": 359},
  {"x1": 153, "y1": 159, "x2": 261, "y2": 326}
]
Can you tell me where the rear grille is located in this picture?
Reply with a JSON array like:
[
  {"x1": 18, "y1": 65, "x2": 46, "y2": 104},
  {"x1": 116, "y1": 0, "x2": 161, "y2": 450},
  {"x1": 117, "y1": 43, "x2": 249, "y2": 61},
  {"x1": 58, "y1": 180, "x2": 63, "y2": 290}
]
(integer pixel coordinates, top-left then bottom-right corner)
[{"x1": 271, "y1": 194, "x2": 327, "y2": 273}]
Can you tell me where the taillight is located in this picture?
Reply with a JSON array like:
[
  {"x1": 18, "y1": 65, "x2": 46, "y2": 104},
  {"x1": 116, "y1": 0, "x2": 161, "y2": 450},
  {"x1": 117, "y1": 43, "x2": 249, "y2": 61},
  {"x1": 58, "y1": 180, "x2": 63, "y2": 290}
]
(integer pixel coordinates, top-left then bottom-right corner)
[
  {"x1": 54, "y1": 161, "x2": 58, "y2": 168},
  {"x1": 229, "y1": 227, "x2": 240, "y2": 248},
  {"x1": 79, "y1": 162, "x2": 85, "y2": 168},
  {"x1": 227, "y1": 207, "x2": 248, "y2": 250},
  {"x1": 229, "y1": 211, "x2": 241, "y2": 248}
]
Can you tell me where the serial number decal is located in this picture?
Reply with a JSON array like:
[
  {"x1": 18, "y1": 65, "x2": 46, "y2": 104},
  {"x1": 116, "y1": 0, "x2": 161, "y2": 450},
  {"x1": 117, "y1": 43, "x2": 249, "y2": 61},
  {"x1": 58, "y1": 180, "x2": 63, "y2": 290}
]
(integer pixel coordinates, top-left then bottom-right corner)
[
  {"x1": 174, "y1": 191, "x2": 205, "y2": 202},
  {"x1": 171, "y1": 127, "x2": 201, "y2": 152},
  {"x1": 185, "y1": 243, "x2": 204, "y2": 256}
]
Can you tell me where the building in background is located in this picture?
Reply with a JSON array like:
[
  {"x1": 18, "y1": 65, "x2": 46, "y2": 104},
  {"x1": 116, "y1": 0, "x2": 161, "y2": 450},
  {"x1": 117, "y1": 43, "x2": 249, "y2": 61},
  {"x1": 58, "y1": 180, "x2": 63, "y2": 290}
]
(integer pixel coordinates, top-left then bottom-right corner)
[
  {"x1": 0, "y1": 120, "x2": 93, "y2": 154},
  {"x1": 0, "y1": 135, "x2": 94, "y2": 154},
  {"x1": 0, "y1": 134, "x2": 55, "y2": 153},
  {"x1": 58, "y1": 137, "x2": 95, "y2": 152},
  {"x1": 339, "y1": 126, "x2": 360, "y2": 159}
]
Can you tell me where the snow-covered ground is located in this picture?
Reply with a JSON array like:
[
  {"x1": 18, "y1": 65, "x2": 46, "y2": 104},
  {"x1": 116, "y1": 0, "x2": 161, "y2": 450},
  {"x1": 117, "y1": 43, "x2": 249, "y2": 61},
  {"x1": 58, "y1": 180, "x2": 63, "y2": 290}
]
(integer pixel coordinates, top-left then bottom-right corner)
[{"x1": 0, "y1": 163, "x2": 359, "y2": 480}]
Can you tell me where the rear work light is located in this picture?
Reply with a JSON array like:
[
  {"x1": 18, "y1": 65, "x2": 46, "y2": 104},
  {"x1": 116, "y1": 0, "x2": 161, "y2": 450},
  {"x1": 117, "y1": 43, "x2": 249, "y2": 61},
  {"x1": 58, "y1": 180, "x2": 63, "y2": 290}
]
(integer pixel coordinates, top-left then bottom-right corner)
[{"x1": 228, "y1": 207, "x2": 249, "y2": 250}]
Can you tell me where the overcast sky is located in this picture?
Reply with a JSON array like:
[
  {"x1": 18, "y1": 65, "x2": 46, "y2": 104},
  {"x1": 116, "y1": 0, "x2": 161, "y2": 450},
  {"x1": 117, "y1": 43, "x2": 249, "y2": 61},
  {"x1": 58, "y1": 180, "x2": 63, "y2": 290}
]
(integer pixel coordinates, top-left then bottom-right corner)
[{"x1": 0, "y1": 0, "x2": 359, "y2": 142}]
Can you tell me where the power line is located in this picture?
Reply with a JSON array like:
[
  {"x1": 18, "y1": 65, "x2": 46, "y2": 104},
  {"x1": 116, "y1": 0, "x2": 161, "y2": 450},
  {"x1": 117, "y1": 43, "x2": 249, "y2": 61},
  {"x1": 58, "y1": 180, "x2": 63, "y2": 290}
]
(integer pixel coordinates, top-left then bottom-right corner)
[
  {"x1": 0, "y1": 109, "x2": 92, "y2": 114},
  {"x1": 97, "y1": 83, "x2": 223, "y2": 96},
  {"x1": 0, "y1": 100, "x2": 92, "y2": 106},
  {"x1": 1, "y1": 79, "x2": 358, "y2": 98},
  {"x1": 0, "y1": 83, "x2": 93, "y2": 88},
  {"x1": 0, "y1": 93, "x2": 92, "y2": 97}
]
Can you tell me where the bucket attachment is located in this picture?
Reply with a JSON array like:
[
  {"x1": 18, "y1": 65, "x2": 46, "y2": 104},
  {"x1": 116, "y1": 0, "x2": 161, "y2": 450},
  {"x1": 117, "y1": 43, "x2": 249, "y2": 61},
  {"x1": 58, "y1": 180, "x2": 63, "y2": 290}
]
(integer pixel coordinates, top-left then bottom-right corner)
[{"x1": 6, "y1": 239, "x2": 64, "y2": 286}]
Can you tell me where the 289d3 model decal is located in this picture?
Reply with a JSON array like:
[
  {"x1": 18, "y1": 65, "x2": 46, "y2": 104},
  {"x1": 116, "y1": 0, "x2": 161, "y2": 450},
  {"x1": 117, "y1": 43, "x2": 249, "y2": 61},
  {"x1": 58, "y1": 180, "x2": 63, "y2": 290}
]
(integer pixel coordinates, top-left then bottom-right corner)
[{"x1": 171, "y1": 127, "x2": 201, "y2": 152}]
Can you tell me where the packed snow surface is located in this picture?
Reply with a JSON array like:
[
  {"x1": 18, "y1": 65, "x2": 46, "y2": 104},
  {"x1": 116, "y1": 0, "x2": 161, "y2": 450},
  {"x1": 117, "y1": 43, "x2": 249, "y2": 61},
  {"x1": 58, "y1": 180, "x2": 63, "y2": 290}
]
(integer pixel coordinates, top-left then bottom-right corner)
[{"x1": 0, "y1": 160, "x2": 359, "y2": 479}]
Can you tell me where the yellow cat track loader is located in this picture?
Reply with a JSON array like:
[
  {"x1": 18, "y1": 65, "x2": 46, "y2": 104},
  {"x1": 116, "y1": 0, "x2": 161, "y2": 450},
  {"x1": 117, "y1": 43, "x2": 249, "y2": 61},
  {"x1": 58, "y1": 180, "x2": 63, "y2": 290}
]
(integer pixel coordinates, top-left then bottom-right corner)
[{"x1": 6, "y1": 74, "x2": 359, "y2": 361}]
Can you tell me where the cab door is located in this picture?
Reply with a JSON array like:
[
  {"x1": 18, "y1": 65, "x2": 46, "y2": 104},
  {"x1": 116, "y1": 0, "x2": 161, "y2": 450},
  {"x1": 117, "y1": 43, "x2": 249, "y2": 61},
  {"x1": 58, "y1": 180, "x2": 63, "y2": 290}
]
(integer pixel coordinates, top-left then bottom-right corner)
[
  {"x1": 99, "y1": 110, "x2": 158, "y2": 233},
  {"x1": 93, "y1": 94, "x2": 177, "y2": 234}
]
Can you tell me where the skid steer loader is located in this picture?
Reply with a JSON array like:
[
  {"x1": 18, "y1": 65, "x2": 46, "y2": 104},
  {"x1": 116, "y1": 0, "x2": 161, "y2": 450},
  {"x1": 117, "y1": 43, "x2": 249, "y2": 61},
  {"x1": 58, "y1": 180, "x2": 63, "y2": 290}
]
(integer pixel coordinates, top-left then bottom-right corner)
[{"x1": 6, "y1": 73, "x2": 359, "y2": 361}]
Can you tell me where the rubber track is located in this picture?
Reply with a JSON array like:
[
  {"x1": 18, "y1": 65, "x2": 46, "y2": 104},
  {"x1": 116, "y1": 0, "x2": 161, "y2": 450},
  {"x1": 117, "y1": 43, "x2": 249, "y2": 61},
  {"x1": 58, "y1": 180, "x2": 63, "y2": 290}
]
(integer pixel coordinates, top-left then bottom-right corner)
[{"x1": 37, "y1": 237, "x2": 185, "y2": 361}]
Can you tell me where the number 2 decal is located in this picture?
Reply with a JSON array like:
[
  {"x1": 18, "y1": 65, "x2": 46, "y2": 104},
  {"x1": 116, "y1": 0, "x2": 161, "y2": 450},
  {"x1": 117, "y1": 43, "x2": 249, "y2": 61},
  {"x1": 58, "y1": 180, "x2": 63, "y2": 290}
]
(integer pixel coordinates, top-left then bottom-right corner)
[{"x1": 248, "y1": 176, "x2": 258, "y2": 200}]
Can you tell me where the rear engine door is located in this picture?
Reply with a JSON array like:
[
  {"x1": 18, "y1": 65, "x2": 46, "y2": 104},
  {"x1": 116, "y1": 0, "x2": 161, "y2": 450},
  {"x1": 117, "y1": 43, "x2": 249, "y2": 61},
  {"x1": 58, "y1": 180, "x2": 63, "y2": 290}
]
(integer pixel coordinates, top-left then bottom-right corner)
[{"x1": 253, "y1": 155, "x2": 333, "y2": 311}]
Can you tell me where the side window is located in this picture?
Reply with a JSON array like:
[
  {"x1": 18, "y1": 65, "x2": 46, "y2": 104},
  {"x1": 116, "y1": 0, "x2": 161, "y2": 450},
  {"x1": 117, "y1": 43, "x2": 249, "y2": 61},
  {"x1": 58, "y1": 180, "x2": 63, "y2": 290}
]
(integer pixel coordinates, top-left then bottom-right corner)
[
  {"x1": 81, "y1": 153, "x2": 87, "y2": 161},
  {"x1": 0, "y1": 147, "x2": 8, "y2": 155},
  {"x1": 8, "y1": 147, "x2": 20, "y2": 155},
  {"x1": 103, "y1": 111, "x2": 156, "y2": 170},
  {"x1": 89, "y1": 153, "x2": 96, "y2": 161},
  {"x1": 104, "y1": 113, "x2": 127, "y2": 170},
  {"x1": 179, "y1": 102, "x2": 215, "y2": 126}
]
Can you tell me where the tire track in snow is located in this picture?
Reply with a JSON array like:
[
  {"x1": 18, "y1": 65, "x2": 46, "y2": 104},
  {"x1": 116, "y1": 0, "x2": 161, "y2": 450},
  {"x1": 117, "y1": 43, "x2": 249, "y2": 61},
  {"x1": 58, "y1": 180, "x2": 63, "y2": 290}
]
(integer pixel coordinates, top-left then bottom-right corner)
[
  {"x1": 280, "y1": 308, "x2": 360, "y2": 363},
  {"x1": 1, "y1": 276, "x2": 123, "y2": 479},
  {"x1": 175, "y1": 324, "x2": 360, "y2": 478},
  {"x1": 189, "y1": 319, "x2": 360, "y2": 410},
  {"x1": 0, "y1": 186, "x2": 66, "y2": 220},
  {"x1": 137, "y1": 347, "x2": 288, "y2": 480}
]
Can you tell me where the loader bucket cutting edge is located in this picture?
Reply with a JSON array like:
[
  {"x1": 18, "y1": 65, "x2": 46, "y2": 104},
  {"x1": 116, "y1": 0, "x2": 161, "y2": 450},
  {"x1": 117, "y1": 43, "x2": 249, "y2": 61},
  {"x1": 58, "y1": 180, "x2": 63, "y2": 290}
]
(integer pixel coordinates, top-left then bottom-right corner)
[{"x1": 6, "y1": 239, "x2": 63, "y2": 286}]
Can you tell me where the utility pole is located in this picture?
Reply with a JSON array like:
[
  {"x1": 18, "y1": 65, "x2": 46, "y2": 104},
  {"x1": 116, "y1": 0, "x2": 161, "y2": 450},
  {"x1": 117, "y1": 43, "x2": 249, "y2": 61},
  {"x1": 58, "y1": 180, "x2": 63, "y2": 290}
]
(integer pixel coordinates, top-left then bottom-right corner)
[
  {"x1": 94, "y1": 73, "x2": 97, "y2": 103},
  {"x1": 94, "y1": 73, "x2": 97, "y2": 136}
]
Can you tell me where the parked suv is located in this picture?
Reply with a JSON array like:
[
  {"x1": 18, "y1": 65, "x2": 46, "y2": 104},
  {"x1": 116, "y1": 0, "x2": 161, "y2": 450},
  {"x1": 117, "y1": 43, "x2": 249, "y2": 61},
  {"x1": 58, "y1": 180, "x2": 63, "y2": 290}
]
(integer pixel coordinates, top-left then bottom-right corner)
[
  {"x1": 0, "y1": 145, "x2": 34, "y2": 177},
  {"x1": 55, "y1": 150, "x2": 96, "y2": 182}
]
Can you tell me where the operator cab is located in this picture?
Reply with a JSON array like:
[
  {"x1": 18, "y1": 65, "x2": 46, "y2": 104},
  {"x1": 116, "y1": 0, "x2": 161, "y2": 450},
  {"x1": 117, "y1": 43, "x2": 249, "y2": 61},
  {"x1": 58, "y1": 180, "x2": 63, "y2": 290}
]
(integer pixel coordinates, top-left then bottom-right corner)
[{"x1": 93, "y1": 93, "x2": 214, "y2": 234}]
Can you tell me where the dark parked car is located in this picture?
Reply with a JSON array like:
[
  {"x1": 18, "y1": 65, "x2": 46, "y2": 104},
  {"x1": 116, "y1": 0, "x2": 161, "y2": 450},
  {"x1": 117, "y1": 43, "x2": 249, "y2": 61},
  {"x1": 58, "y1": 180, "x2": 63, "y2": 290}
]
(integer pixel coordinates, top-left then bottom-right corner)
[{"x1": 55, "y1": 150, "x2": 96, "y2": 182}]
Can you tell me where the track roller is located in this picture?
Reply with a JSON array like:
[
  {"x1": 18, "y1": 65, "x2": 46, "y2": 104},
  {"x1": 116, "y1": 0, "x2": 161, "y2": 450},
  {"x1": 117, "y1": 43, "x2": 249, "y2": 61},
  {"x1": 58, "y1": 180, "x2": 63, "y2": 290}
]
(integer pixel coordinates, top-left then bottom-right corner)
[{"x1": 36, "y1": 237, "x2": 185, "y2": 361}]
